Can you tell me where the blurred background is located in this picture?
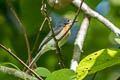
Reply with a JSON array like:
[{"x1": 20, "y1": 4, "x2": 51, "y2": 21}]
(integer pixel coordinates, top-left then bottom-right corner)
[{"x1": 0, "y1": 0, "x2": 120, "y2": 80}]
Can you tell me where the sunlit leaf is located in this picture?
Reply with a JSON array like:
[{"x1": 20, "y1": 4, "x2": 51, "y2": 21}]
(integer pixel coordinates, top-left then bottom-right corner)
[{"x1": 76, "y1": 49, "x2": 120, "y2": 80}]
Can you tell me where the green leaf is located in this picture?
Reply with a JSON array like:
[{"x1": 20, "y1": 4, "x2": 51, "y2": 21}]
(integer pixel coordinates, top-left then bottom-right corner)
[
  {"x1": 94, "y1": 65, "x2": 120, "y2": 80},
  {"x1": 45, "y1": 69, "x2": 76, "y2": 80},
  {"x1": 1, "y1": 62, "x2": 20, "y2": 70},
  {"x1": 76, "y1": 49, "x2": 120, "y2": 80},
  {"x1": 34, "y1": 67, "x2": 51, "y2": 77},
  {"x1": 114, "y1": 37, "x2": 120, "y2": 44}
]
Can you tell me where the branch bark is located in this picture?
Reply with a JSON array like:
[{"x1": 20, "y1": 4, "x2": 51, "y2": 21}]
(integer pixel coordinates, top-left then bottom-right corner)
[
  {"x1": 41, "y1": 3, "x2": 65, "y2": 68},
  {"x1": 72, "y1": 0, "x2": 120, "y2": 36},
  {"x1": 6, "y1": 0, "x2": 32, "y2": 64},
  {"x1": 0, "y1": 66, "x2": 38, "y2": 80},
  {"x1": 70, "y1": 16, "x2": 90, "y2": 71},
  {"x1": 0, "y1": 44, "x2": 43, "y2": 80}
]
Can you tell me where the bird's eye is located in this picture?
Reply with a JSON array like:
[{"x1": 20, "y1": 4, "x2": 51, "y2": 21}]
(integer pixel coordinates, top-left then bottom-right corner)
[{"x1": 68, "y1": 20, "x2": 70, "y2": 22}]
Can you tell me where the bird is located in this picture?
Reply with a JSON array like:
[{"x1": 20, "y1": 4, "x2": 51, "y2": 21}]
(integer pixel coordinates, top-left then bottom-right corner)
[{"x1": 29, "y1": 18, "x2": 76, "y2": 67}]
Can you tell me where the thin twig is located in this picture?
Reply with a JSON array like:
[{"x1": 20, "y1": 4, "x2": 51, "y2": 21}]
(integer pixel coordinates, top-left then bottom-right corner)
[
  {"x1": 72, "y1": 0, "x2": 120, "y2": 36},
  {"x1": 0, "y1": 65, "x2": 38, "y2": 80},
  {"x1": 59, "y1": 0, "x2": 85, "y2": 41},
  {"x1": 0, "y1": 44, "x2": 43, "y2": 80},
  {"x1": 47, "y1": 17, "x2": 65, "y2": 68},
  {"x1": 6, "y1": 0, "x2": 32, "y2": 64},
  {"x1": 31, "y1": 18, "x2": 47, "y2": 54},
  {"x1": 31, "y1": 1, "x2": 55, "y2": 54},
  {"x1": 41, "y1": 3, "x2": 65, "y2": 68},
  {"x1": 70, "y1": 15, "x2": 90, "y2": 71},
  {"x1": 26, "y1": 1, "x2": 57, "y2": 71},
  {"x1": 42, "y1": 0, "x2": 84, "y2": 68}
]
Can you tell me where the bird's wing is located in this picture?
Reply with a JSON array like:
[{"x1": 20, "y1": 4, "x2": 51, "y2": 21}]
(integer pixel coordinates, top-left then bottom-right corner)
[{"x1": 38, "y1": 26, "x2": 64, "y2": 51}]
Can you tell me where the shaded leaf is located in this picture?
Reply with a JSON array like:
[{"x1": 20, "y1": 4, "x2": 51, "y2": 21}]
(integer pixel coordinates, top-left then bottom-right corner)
[
  {"x1": 94, "y1": 65, "x2": 120, "y2": 80},
  {"x1": 45, "y1": 69, "x2": 76, "y2": 80},
  {"x1": 34, "y1": 67, "x2": 51, "y2": 77},
  {"x1": 1, "y1": 62, "x2": 20, "y2": 70}
]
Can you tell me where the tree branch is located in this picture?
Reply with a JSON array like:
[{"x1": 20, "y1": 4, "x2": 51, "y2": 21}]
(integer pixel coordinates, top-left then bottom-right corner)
[
  {"x1": 41, "y1": 3, "x2": 65, "y2": 68},
  {"x1": 29, "y1": 2, "x2": 65, "y2": 68},
  {"x1": 0, "y1": 44, "x2": 43, "y2": 80},
  {"x1": 72, "y1": 0, "x2": 120, "y2": 36},
  {"x1": 31, "y1": 0, "x2": 55, "y2": 54},
  {"x1": 59, "y1": 0, "x2": 84, "y2": 41},
  {"x1": 70, "y1": 16, "x2": 90, "y2": 71},
  {"x1": 46, "y1": 0, "x2": 85, "y2": 68},
  {"x1": 6, "y1": 0, "x2": 32, "y2": 64},
  {"x1": 0, "y1": 65, "x2": 38, "y2": 80},
  {"x1": 31, "y1": 18, "x2": 47, "y2": 54}
]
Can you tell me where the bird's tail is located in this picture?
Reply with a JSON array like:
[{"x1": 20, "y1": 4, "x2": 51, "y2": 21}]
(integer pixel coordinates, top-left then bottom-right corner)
[
  {"x1": 28, "y1": 51, "x2": 42, "y2": 68},
  {"x1": 28, "y1": 47, "x2": 46, "y2": 68}
]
